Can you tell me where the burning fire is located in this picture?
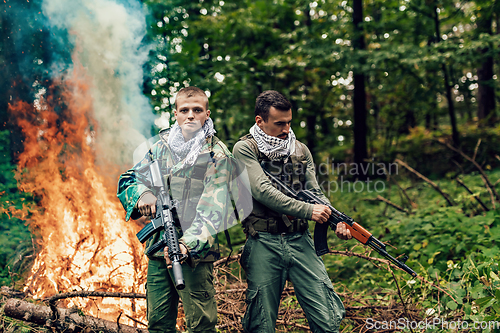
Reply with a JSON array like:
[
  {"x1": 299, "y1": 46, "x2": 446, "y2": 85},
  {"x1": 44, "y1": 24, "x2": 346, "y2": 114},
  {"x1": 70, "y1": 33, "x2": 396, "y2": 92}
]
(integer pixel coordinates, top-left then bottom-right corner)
[{"x1": 10, "y1": 64, "x2": 148, "y2": 326}]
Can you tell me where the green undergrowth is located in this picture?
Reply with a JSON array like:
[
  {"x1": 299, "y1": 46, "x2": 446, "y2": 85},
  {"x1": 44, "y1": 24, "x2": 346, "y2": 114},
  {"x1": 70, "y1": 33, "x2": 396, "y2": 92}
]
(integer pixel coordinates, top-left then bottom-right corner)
[
  {"x1": 322, "y1": 166, "x2": 500, "y2": 330},
  {"x1": 0, "y1": 130, "x2": 34, "y2": 288},
  {"x1": 330, "y1": 124, "x2": 500, "y2": 178},
  {"x1": 217, "y1": 165, "x2": 500, "y2": 330}
]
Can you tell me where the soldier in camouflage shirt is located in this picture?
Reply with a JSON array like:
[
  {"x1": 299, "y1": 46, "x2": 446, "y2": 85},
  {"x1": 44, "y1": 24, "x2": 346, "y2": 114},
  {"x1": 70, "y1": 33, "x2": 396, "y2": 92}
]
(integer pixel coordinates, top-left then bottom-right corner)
[{"x1": 117, "y1": 87, "x2": 250, "y2": 333}]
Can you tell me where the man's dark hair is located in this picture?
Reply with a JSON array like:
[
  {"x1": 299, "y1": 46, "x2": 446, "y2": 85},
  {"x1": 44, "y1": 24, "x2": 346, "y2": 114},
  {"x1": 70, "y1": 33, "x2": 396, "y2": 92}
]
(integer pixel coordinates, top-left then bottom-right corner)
[
  {"x1": 255, "y1": 90, "x2": 292, "y2": 122},
  {"x1": 175, "y1": 86, "x2": 209, "y2": 109}
]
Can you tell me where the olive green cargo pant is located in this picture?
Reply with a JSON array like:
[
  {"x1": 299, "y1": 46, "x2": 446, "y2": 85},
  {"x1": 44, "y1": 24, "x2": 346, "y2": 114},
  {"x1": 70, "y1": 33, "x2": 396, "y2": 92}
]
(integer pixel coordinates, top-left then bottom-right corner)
[
  {"x1": 240, "y1": 231, "x2": 345, "y2": 333},
  {"x1": 146, "y1": 259, "x2": 217, "y2": 333}
]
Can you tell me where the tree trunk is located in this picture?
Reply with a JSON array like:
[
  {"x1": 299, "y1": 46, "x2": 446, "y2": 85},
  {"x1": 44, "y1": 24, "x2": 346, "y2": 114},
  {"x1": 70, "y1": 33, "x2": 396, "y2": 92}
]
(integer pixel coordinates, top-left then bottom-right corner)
[
  {"x1": 476, "y1": 7, "x2": 496, "y2": 124},
  {"x1": 477, "y1": 57, "x2": 495, "y2": 123},
  {"x1": 352, "y1": 0, "x2": 368, "y2": 175},
  {"x1": 433, "y1": 5, "x2": 459, "y2": 147},
  {"x1": 302, "y1": 8, "x2": 318, "y2": 158},
  {"x1": 4, "y1": 298, "x2": 147, "y2": 333}
]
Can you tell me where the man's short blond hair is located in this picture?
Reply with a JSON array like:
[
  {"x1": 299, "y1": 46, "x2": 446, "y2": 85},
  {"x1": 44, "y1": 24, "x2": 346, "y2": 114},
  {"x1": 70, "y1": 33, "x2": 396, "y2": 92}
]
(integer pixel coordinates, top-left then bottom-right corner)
[{"x1": 175, "y1": 87, "x2": 209, "y2": 109}]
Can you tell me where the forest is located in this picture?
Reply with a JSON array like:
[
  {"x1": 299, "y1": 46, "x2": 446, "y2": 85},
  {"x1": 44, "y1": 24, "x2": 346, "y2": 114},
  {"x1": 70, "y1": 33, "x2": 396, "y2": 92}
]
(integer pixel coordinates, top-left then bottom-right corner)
[{"x1": 1, "y1": 0, "x2": 500, "y2": 331}]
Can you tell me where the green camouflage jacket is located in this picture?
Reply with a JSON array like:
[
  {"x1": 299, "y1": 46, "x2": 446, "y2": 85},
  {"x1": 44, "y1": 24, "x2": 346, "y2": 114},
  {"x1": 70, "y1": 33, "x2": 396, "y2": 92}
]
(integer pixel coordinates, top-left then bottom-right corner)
[{"x1": 117, "y1": 128, "x2": 251, "y2": 266}]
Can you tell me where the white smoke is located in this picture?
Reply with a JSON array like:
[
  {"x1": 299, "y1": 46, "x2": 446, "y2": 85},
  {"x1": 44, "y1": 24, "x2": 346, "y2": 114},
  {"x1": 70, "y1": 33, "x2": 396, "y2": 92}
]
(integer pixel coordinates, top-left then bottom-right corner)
[{"x1": 42, "y1": 0, "x2": 154, "y2": 168}]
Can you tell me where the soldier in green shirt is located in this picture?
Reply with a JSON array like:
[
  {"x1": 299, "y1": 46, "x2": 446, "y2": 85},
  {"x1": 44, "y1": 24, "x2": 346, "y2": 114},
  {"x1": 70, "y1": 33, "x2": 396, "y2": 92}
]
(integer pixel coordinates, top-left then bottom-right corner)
[
  {"x1": 117, "y1": 87, "x2": 250, "y2": 333},
  {"x1": 233, "y1": 90, "x2": 352, "y2": 333}
]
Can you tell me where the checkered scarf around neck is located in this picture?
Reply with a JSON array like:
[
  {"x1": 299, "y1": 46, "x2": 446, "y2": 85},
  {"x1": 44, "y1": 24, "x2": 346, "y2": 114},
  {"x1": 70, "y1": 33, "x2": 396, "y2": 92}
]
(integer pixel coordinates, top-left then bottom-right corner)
[
  {"x1": 167, "y1": 118, "x2": 216, "y2": 167},
  {"x1": 249, "y1": 123, "x2": 296, "y2": 161}
]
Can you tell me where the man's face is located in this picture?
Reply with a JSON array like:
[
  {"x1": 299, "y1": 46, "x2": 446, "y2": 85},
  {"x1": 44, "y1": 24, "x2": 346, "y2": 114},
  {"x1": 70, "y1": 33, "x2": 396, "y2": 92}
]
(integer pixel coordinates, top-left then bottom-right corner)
[
  {"x1": 174, "y1": 95, "x2": 210, "y2": 139},
  {"x1": 256, "y1": 106, "x2": 292, "y2": 139}
]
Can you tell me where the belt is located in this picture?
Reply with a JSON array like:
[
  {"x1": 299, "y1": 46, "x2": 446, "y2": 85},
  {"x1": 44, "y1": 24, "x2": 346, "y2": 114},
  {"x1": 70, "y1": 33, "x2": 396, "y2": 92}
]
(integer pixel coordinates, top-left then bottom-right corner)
[{"x1": 251, "y1": 218, "x2": 308, "y2": 234}]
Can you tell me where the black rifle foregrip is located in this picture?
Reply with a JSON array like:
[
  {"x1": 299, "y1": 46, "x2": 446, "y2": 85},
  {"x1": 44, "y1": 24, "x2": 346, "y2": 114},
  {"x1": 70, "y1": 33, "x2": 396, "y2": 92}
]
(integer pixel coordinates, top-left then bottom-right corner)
[
  {"x1": 163, "y1": 221, "x2": 186, "y2": 289},
  {"x1": 146, "y1": 238, "x2": 167, "y2": 256},
  {"x1": 164, "y1": 223, "x2": 182, "y2": 255}
]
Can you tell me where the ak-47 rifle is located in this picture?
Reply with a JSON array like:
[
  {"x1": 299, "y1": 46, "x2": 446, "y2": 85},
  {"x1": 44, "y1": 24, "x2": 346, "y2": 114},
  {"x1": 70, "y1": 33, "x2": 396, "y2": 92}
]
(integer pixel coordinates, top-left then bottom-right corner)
[
  {"x1": 135, "y1": 157, "x2": 187, "y2": 290},
  {"x1": 261, "y1": 162, "x2": 417, "y2": 277}
]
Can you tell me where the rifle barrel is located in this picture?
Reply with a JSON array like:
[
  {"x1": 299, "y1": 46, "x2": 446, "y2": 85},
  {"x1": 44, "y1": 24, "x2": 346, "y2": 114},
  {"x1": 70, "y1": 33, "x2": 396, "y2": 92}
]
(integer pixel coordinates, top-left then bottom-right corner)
[{"x1": 367, "y1": 240, "x2": 417, "y2": 277}]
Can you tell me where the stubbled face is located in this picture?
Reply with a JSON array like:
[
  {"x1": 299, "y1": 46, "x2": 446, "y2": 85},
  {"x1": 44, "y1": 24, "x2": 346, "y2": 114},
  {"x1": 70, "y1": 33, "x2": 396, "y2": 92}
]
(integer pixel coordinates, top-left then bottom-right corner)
[
  {"x1": 174, "y1": 95, "x2": 210, "y2": 139},
  {"x1": 256, "y1": 106, "x2": 292, "y2": 139}
]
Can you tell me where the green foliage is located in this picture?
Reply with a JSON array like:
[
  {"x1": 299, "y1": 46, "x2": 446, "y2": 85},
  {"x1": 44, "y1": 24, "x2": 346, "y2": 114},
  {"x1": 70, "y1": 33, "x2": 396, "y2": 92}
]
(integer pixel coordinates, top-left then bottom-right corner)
[
  {"x1": 323, "y1": 163, "x2": 500, "y2": 325},
  {"x1": 0, "y1": 131, "x2": 34, "y2": 287},
  {"x1": 142, "y1": 0, "x2": 499, "y2": 165},
  {"x1": 366, "y1": 124, "x2": 500, "y2": 177}
]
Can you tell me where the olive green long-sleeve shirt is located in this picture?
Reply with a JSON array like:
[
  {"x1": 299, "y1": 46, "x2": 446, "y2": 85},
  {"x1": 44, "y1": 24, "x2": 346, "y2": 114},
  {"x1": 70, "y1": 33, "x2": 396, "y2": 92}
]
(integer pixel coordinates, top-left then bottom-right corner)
[{"x1": 232, "y1": 139, "x2": 330, "y2": 219}]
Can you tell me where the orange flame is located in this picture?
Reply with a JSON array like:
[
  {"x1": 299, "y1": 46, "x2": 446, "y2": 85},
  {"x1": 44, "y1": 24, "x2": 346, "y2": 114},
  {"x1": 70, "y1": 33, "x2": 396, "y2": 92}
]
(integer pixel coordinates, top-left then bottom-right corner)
[{"x1": 10, "y1": 65, "x2": 148, "y2": 326}]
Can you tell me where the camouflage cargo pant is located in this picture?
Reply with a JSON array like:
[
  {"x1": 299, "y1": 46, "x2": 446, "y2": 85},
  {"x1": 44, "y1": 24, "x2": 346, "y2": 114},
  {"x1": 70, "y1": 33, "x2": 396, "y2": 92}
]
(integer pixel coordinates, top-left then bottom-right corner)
[
  {"x1": 240, "y1": 230, "x2": 345, "y2": 333},
  {"x1": 146, "y1": 259, "x2": 217, "y2": 333}
]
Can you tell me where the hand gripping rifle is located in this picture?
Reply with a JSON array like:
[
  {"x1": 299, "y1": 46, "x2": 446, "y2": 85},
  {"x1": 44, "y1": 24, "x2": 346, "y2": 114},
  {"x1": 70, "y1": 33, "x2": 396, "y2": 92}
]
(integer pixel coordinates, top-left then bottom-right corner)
[
  {"x1": 261, "y1": 162, "x2": 417, "y2": 277},
  {"x1": 136, "y1": 158, "x2": 187, "y2": 290}
]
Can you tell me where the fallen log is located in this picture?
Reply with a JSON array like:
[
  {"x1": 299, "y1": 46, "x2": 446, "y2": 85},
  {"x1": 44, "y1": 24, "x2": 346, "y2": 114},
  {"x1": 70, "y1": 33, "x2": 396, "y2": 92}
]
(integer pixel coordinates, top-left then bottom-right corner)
[
  {"x1": 43, "y1": 290, "x2": 146, "y2": 303},
  {"x1": 3, "y1": 298, "x2": 147, "y2": 333},
  {"x1": 0, "y1": 286, "x2": 28, "y2": 299}
]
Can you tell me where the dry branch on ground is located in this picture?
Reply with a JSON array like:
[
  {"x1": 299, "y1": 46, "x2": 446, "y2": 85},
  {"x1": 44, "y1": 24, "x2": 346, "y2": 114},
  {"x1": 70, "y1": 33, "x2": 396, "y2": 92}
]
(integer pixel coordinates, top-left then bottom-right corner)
[
  {"x1": 3, "y1": 298, "x2": 147, "y2": 333},
  {"x1": 1, "y1": 253, "x2": 432, "y2": 333}
]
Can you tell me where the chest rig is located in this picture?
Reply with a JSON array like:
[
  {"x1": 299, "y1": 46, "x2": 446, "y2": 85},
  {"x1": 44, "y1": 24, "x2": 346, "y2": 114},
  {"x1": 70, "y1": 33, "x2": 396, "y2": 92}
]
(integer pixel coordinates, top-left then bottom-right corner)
[
  {"x1": 144, "y1": 134, "x2": 220, "y2": 262},
  {"x1": 161, "y1": 134, "x2": 221, "y2": 227},
  {"x1": 168, "y1": 152, "x2": 212, "y2": 230},
  {"x1": 239, "y1": 134, "x2": 310, "y2": 236}
]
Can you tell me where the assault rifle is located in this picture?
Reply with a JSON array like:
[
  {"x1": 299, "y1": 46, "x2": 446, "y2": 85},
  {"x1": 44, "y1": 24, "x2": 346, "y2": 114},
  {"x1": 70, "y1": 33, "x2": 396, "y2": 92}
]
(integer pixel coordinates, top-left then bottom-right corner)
[
  {"x1": 136, "y1": 158, "x2": 187, "y2": 290},
  {"x1": 261, "y1": 163, "x2": 417, "y2": 277}
]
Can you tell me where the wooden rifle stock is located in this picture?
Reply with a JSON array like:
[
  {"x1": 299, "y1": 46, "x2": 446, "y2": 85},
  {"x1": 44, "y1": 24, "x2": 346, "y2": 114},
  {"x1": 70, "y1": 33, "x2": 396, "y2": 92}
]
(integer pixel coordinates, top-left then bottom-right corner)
[{"x1": 261, "y1": 163, "x2": 417, "y2": 277}]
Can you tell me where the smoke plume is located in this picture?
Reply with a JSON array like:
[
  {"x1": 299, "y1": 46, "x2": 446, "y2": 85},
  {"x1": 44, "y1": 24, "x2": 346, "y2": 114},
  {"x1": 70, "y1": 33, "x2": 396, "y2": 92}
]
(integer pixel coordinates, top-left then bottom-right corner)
[{"x1": 41, "y1": 0, "x2": 154, "y2": 169}]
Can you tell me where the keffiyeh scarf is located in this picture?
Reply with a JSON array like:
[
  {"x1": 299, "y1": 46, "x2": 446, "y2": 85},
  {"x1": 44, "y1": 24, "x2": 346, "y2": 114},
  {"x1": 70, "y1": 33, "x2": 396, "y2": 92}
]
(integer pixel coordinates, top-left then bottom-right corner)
[
  {"x1": 249, "y1": 123, "x2": 296, "y2": 161},
  {"x1": 168, "y1": 118, "x2": 216, "y2": 167}
]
